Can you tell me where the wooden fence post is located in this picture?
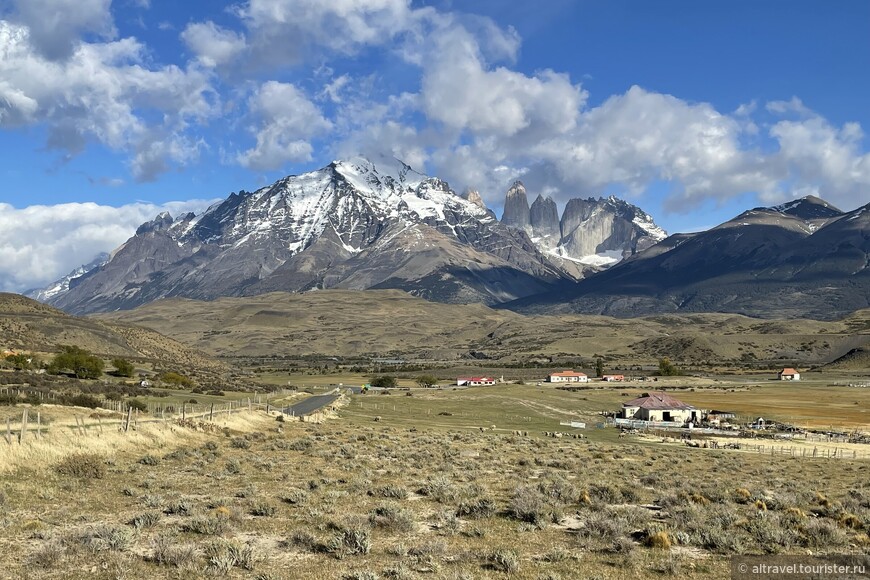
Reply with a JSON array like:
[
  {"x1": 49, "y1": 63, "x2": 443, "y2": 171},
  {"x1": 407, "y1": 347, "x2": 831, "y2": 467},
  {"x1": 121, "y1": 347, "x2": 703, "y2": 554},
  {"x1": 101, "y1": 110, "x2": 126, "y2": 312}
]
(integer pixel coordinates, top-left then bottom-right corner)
[
  {"x1": 6, "y1": 417, "x2": 11, "y2": 445},
  {"x1": 37, "y1": 412, "x2": 41, "y2": 439},
  {"x1": 19, "y1": 409, "x2": 28, "y2": 443},
  {"x1": 182, "y1": 403, "x2": 186, "y2": 421},
  {"x1": 209, "y1": 403, "x2": 214, "y2": 421},
  {"x1": 124, "y1": 407, "x2": 132, "y2": 432}
]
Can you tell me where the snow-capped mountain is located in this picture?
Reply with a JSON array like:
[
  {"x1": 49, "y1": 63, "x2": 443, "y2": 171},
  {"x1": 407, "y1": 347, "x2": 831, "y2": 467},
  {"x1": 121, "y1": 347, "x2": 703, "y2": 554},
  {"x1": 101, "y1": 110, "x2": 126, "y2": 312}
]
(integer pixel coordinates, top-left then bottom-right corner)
[
  {"x1": 499, "y1": 182, "x2": 667, "y2": 267},
  {"x1": 51, "y1": 156, "x2": 576, "y2": 314},
  {"x1": 25, "y1": 253, "x2": 110, "y2": 302}
]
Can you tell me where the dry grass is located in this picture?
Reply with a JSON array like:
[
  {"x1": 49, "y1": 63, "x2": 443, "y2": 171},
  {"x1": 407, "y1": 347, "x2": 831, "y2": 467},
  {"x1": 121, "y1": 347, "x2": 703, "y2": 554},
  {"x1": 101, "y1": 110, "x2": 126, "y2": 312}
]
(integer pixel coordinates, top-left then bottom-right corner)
[{"x1": 0, "y1": 391, "x2": 867, "y2": 579}]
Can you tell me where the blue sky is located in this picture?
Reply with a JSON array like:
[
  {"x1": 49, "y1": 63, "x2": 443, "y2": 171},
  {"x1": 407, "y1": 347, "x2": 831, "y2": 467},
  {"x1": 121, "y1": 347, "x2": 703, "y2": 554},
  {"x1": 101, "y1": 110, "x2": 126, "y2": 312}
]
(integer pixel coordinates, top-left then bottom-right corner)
[{"x1": 1, "y1": 0, "x2": 869, "y2": 291}]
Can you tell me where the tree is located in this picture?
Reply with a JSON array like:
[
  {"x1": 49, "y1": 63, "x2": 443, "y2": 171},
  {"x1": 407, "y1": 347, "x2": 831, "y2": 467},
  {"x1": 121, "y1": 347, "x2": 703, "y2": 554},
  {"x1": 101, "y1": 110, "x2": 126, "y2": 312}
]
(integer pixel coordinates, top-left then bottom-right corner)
[
  {"x1": 5, "y1": 353, "x2": 38, "y2": 371},
  {"x1": 371, "y1": 376, "x2": 397, "y2": 389},
  {"x1": 415, "y1": 374, "x2": 438, "y2": 388},
  {"x1": 595, "y1": 358, "x2": 604, "y2": 378},
  {"x1": 112, "y1": 358, "x2": 135, "y2": 377},
  {"x1": 50, "y1": 346, "x2": 104, "y2": 379},
  {"x1": 658, "y1": 357, "x2": 681, "y2": 376},
  {"x1": 159, "y1": 371, "x2": 194, "y2": 388}
]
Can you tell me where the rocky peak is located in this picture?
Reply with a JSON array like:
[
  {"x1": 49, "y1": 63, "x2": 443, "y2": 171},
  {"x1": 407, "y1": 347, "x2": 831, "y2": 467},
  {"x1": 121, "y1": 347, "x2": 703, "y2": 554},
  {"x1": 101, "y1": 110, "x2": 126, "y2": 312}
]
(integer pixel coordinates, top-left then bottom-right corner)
[
  {"x1": 135, "y1": 212, "x2": 174, "y2": 235},
  {"x1": 529, "y1": 194, "x2": 560, "y2": 240},
  {"x1": 771, "y1": 196, "x2": 843, "y2": 220},
  {"x1": 501, "y1": 181, "x2": 530, "y2": 229},
  {"x1": 462, "y1": 188, "x2": 497, "y2": 220}
]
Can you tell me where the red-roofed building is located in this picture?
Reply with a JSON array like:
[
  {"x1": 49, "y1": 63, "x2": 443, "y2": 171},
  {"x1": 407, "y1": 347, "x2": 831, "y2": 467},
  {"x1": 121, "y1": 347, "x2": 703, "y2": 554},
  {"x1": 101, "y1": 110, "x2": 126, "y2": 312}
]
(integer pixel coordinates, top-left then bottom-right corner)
[
  {"x1": 457, "y1": 377, "x2": 496, "y2": 386},
  {"x1": 778, "y1": 368, "x2": 800, "y2": 381},
  {"x1": 548, "y1": 370, "x2": 588, "y2": 383},
  {"x1": 621, "y1": 392, "x2": 700, "y2": 424}
]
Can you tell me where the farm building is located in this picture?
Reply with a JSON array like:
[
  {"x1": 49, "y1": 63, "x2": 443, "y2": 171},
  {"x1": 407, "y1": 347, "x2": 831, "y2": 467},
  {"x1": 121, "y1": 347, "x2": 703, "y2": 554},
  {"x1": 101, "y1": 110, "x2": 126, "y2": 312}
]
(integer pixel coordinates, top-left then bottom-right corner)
[
  {"x1": 548, "y1": 371, "x2": 588, "y2": 383},
  {"x1": 778, "y1": 368, "x2": 800, "y2": 381},
  {"x1": 602, "y1": 374, "x2": 625, "y2": 382},
  {"x1": 456, "y1": 377, "x2": 496, "y2": 386},
  {"x1": 621, "y1": 392, "x2": 700, "y2": 424}
]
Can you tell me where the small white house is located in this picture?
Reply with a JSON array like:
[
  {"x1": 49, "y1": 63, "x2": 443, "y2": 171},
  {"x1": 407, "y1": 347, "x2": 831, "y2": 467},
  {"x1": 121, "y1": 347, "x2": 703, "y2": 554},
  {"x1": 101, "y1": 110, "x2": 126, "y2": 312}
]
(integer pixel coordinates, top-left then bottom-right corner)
[
  {"x1": 457, "y1": 376, "x2": 496, "y2": 386},
  {"x1": 778, "y1": 368, "x2": 800, "y2": 381},
  {"x1": 549, "y1": 371, "x2": 588, "y2": 383},
  {"x1": 621, "y1": 392, "x2": 700, "y2": 424}
]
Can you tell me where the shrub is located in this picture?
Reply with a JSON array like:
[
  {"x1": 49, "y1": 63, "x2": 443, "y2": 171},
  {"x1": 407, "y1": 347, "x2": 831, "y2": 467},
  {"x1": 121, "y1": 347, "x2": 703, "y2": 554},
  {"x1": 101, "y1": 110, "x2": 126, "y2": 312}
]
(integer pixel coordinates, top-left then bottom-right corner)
[
  {"x1": 370, "y1": 505, "x2": 416, "y2": 532},
  {"x1": 249, "y1": 500, "x2": 278, "y2": 517},
  {"x1": 127, "y1": 399, "x2": 148, "y2": 412},
  {"x1": 111, "y1": 358, "x2": 134, "y2": 377},
  {"x1": 139, "y1": 454, "x2": 159, "y2": 466},
  {"x1": 371, "y1": 484, "x2": 408, "y2": 500},
  {"x1": 456, "y1": 498, "x2": 496, "y2": 519},
  {"x1": 370, "y1": 376, "x2": 397, "y2": 389},
  {"x1": 56, "y1": 453, "x2": 106, "y2": 479},
  {"x1": 509, "y1": 486, "x2": 550, "y2": 525},
  {"x1": 645, "y1": 530, "x2": 672, "y2": 550},
  {"x1": 164, "y1": 498, "x2": 195, "y2": 516},
  {"x1": 488, "y1": 549, "x2": 520, "y2": 573},
  {"x1": 418, "y1": 475, "x2": 458, "y2": 503},
  {"x1": 231, "y1": 437, "x2": 252, "y2": 449},
  {"x1": 205, "y1": 539, "x2": 256, "y2": 573},
  {"x1": 129, "y1": 512, "x2": 161, "y2": 530},
  {"x1": 182, "y1": 515, "x2": 228, "y2": 536},
  {"x1": 152, "y1": 534, "x2": 198, "y2": 569},
  {"x1": 328, "y1": 527, "x2": 371, "y2": 559}
]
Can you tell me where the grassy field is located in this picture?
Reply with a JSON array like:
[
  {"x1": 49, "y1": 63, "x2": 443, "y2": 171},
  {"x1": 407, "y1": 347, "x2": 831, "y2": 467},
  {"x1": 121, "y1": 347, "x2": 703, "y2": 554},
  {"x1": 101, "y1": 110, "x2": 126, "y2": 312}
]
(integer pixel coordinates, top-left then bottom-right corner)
[{"x1": 0, "y1": 378, "x2": 868, "y2": 579}]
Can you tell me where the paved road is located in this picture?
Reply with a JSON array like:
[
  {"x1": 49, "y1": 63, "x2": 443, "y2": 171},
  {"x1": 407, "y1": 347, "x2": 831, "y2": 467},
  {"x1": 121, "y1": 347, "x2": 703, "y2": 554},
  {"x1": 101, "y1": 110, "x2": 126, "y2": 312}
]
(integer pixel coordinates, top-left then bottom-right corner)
[{"x1": 283, "y1": 394, "x2": 340, "y2": 417}]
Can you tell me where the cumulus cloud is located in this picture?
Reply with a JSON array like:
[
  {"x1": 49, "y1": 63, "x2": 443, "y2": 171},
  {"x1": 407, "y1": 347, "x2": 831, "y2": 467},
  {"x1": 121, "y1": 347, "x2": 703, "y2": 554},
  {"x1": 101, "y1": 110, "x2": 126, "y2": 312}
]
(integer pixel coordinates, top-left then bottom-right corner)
[
  {"x1": 236, "y1": 81, "x2": 332, "y2": 170},
  {"x1": 234, "y1": 0, "x2": 421, "y2": 68},
  {"x1": 181, "y1": 21, "x2": 247, "y2": 68},
  {"x1": 419, "y1": 21, "x2": 586, "y2": 137},
  {"x1": 0, "y1": 20, "x2": 218, "y2": 180},
  {"x1": 0, "y1": 199, "x2": 217, "y2": 293},
  {"x1": 8, "y1": 0, "x2": 115, "y2": 60}
]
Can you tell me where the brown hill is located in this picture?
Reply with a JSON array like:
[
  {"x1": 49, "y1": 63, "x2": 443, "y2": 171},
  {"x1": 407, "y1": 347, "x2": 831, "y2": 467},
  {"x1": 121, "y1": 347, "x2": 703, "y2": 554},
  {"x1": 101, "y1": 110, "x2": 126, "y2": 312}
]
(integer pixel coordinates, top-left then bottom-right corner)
[
  {"x1": 0, "y1": 293, "x2": 230, "y2": 377},
  {"x1": 98, "y1": 290, "x2": 870, "y2": 366}
]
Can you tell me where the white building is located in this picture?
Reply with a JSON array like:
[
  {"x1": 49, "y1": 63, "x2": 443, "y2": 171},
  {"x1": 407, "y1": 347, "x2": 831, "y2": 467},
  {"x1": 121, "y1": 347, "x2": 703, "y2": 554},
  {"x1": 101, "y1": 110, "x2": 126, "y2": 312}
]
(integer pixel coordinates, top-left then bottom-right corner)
[{"x1": 548, "y1": 371, "x2": 588, "y2": 383}]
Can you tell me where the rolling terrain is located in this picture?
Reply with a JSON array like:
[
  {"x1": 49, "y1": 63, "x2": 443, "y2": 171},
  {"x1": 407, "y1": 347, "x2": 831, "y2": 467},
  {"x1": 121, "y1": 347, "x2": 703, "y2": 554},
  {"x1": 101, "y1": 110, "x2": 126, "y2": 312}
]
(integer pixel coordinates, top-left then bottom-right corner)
[
  {"x1": 98, "y1": 290, "x2": 870, "y2": 367},
  {"x1": 0, "y1": 293, "x2": 231, "y2": 377}
]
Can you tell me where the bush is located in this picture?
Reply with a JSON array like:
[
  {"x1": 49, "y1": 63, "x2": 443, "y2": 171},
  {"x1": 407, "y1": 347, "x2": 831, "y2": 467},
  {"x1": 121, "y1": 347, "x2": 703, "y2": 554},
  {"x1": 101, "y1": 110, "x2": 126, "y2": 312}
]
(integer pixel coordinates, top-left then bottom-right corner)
[
  {"x1": 111, "y1": 358, "x2": 134, "y2": 377},
  {"x1": 509, "y1": 486, "x2": 550, "y2": 525},
  {"x1": 370, "y1": 376, "x2": 397, "y2": 389},
  {"x1": 371, "y1": 484, "x2": 408, "y2": 500},
  {"x1": 488, "y1": 549, "x2": 520, "y2": 573},
  {"x1": 49, "y1": 346, "x2": 104, "y2": 379},
  {"x1": 183, "y1": 515, "x2": 228, "y2": 535},
  {"x1": 160, "y1": 372, "x2": 194, "y2": 388},
  {"x1": 56, "y1": 453, "x2": 106, "y2": 479},
  {"x1": 328, "y1": 527, "x2": 371, "y2": 559},
  {"x1": 456, "y1": 498, "x2": 496, "y2": 519},
  {"x1": 370, "y1": 505, "x2": 416, "y2": 532}
]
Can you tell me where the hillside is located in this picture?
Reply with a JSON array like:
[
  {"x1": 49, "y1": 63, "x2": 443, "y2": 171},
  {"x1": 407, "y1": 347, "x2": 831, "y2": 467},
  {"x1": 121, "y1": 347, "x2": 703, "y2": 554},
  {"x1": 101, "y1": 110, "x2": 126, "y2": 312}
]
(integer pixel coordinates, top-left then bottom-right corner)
[
  {"x1": 0, "y1": 293, "x2": 231, "y2": 377},
  {"x1": 505, "y1": 198, "x2": 869, "y2": 320},
  {"x1": 99, "y1": 290, "x2": 870, "y2": 367}
]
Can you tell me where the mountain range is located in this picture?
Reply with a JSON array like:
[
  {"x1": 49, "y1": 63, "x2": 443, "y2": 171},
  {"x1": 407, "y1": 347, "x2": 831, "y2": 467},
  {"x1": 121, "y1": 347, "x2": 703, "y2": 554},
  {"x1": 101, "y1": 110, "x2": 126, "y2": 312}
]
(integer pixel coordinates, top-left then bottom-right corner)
[
  {"x1": 51, "y1": 155, "x2": 651, "y2": 314},
  {"x1": 26, "y1": 155, "x2": 869, "y2": 321},
  {"x1": 507, "y1": 196, "x2": 870, "y2": 320}
]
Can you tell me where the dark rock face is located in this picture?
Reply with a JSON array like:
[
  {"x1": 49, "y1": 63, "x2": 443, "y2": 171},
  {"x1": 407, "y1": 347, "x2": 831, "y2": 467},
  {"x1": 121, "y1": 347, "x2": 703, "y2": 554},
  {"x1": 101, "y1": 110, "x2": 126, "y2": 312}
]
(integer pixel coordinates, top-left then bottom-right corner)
[
  {"x1": 501, "y1": 181, "x2": 530, "y2": 229},
  {"x1": 51, "y1": 156, "x2": 575, "y2": 314},
  {"x1": 499, "y1": 179, "x2": 667, "y2": 266},
  {"x1": 529, "y1": 195, "x2": 560, "y2": 240},
  {"x1": 504, "y1": 199, "x2": 868, "y2": 320}
]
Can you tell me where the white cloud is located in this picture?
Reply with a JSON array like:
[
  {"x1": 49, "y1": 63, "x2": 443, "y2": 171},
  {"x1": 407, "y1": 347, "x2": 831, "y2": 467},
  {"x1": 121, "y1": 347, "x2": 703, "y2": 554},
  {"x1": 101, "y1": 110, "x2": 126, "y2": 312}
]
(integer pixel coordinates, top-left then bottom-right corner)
[
  {"x1": 181, "y1": 21, "x2": 247, "y2": 68},
  {"x1": 419, "y1": 22, "x2": 586, "y2": 137},
  {"x1": 768, "y1": 113, "x2": 870, "y2": 209},
  {"x1": 236, "y1": 81, "x2": 332, "y2": 170},
  {"x1": 0, "y1": 20, "x2": 219, "y2": 180},
  {"x1": 8, "y1": 0, "x2": 115, "y2": 60},
  {"x1": 0, "y1": 199, "x2": 216, "y2": 293},
  {"x1": 234, "y1": 0, "x2": 421, "y2": 68}
]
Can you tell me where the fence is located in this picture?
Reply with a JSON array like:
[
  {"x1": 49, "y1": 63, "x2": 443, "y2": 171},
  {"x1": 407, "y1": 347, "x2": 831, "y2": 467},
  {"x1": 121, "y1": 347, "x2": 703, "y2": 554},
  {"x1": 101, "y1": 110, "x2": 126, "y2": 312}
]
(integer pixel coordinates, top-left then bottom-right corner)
[
  {"x1": 1, "y1": 398, "x2": 279, "y2": 447},
  {"x1": 738, "y1": 443, "x2": 870, "y2": 460}
]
